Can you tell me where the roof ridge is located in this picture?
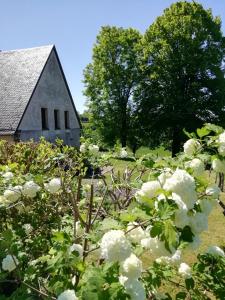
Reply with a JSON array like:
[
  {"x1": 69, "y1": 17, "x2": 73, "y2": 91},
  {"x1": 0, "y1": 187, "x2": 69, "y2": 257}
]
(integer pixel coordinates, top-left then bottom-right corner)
[{"x1": 0, "y1": 45, "x2": 54, "y2": 54}]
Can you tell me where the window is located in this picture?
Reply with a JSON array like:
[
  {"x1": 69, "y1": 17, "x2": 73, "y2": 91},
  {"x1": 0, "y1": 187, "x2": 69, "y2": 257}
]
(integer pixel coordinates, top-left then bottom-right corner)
[
  {"x1": 54, "y1": 110, "x2": 60, "y2": 129},
  {"x1": 64, "y1": 111, "x2": 70, "y2": 129},
  {"x1": 41, "y1": 108, "x2": 48, "y2": 130}
]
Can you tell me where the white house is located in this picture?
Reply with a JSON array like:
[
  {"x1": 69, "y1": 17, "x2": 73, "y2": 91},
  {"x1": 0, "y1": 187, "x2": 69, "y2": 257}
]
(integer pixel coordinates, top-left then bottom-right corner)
[{"x1": 0, "y1": 45, "x2": 81, "y2": 146}]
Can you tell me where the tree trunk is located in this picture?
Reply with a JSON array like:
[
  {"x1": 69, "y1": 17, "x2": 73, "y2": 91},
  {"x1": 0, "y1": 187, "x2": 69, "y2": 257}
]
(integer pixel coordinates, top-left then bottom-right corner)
[{"x1": 171, "y1": 126, "x2": 181, "y2": 157}]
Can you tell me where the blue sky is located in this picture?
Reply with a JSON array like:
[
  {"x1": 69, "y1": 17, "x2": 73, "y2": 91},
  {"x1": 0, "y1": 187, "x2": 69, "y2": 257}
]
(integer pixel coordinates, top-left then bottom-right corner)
[{"x1": 0, "y1": 0, "x2": 225, "y2": 113}]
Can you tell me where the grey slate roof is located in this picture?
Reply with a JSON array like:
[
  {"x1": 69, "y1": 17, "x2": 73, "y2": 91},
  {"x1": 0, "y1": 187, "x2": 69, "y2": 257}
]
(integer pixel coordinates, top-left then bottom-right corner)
[{"x1": 0, "y1": 45, "x2": 53, "y2": 134}]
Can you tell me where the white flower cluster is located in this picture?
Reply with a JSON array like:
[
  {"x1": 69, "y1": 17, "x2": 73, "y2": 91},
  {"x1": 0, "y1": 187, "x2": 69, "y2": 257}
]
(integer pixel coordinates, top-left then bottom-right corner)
[
  {"x1": 100, "y1": 230, "x2": 145, "y2": 300},
  {"x1": 185, "y1": 158, "x2": 204, "y2": 177},
  {"x1": 3, "y1": 185, "x2": 22, "y2": 203},
  {"x1": 2, "y1": 171, "x2": 14, "y2": 180},
  {"x1": 2, "y1": 255, "x2": 18, "y2": 272},
  {"x1": 119, "y1": 275, "x2": 145, "y2": 300},
  {"x1": 88, "y1": 144, "x2": 99, "y2": 155},
  {"x1": 164, "y1": 169, "x2": 196, "y2": 209},
  {"x1": 127, "y1": 222, "x2": 146, "y2": 243},
  {"x1": 23, "y1": 223, "x2": 33, "y2": 235},
  {"x1": 135, "y1": 165, "x2": 220, "y2": 256},
  {"x1": 141, "y1": 236, "x2": 172, "y2": 258},
  {"x1": 136, "y1": 180, "x2": 161, "y2": 203},
  {"x1": 206, "y1": 245, "x2": 225, "y2": 257},
  {"x1": 80, "y1": 143, "x2": 86, "y2": 153},
  {"x1": 23, "y1": 180, "x2": 40, "y2": 198},
  {"x1": 217, "y1": 131, "x2": 225, "y2": 156},
  {"x1": 120, "y1": 148, "x2": 128, "y2": 158},
  {"x1": 212, "y1": 158, "x2": 225, "y2": 173},
  {"x1": 80, "y1": 143, "x2": 99, "y2": 155},
  {"x1": 57, "y1": 289, "x2": 78, "y2": 300},
  {"x1": 100, "y1": 230, "x2": 131, "y2": 262},
  {"x1": 178, "y1": 262, "x2": 191, "y2": 279},
  {"x1": 183, "y1": 139, "x2": 201, "y2": 156},
  {"x1": 45, "y1": 178, "x2": 61, "y2": 193}
]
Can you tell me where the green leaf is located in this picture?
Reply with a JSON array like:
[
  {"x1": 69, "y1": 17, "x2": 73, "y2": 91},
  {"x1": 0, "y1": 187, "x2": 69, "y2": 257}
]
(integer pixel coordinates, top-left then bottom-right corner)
[
  {"x1": 120, "y1": 212, "x2": 136, "y2": 222},
  {"x1": 180, "y1": 226, "x2": 194, "y2": 243},
  {"x1": 150, "y1": 222, "x2": 163, "y2": 237},
  {"x1": 164, "y1": 220, "x2": 177, "y2": 250},
  {"x1": 176, "y1": 292, "x2": 187, "y2": 299},
  {"x1": 197, "y1": 127, "x2": 211, "y2": 138},
  {"x1": 185, "y1": 277, "x2": 195, "y2": 290}
]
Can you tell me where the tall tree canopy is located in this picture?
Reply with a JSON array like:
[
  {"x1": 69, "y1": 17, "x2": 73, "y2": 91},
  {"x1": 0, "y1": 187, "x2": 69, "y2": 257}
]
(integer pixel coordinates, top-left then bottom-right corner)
[
  {"x1": 138, "y1": 1, "x2": 225, "y2": 155},
  {"x1": 83, "y1": 26, "x2": 143, "y2": 148}
]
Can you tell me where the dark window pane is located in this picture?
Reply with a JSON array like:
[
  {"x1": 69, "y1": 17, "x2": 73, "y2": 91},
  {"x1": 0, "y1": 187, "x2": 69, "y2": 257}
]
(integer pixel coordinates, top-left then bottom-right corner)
[
  {"x1": 65, "y1": 111, "x2": 70, "y2": 129},
  {"x1": 54, "y1": 110, "x2": 60, "y2": 129},
  {"x1": 41, "y1": 108, "x2": 48, "y2": 130}
]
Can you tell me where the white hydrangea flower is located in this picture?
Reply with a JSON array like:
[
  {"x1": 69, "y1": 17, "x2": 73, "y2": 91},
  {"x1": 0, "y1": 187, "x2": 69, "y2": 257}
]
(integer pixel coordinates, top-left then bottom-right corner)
[
  {"x1": 88, "y1": 144, "x2": 99, "y2": 154},
  {"x1": 178, "y1": 262, "x2": 191, "y2": 279},
  {"x1": 174, "y1": 207, "x2": 189, "y2": 229},
  {"x1": 218, "y1": 144, "x2": 225, "y2": 156},
  {"x1": 188, "y1": 235, "x2": 201, "y2": 250},
  {"x1": 212, "y1": 158, "x2": 225, "y2": 173},
  {"x1": 189, "y1": 212, "x2": 208, "y2": 235},
  {"x1": 183, "y1": 139, "x2": 200, "y2": 155},
  {"x1": 218, "y1": 131, "x2": 225, "y2": 143},
  {"x1": 100, "y1": 230, "x2": 131, "y2": 262},
  {"x1": 75, "y1": 221, "x2": 83, "y2": 237},
  {"x1": 136, "y1": 180, "x2": 161, "y2": 203},
  {"x1": 4, "y1": 186, "x2": 22, "y2": 203},
  {"x1": 156, "y1": 250, "x2": 181, "y2": 266},
  {"x1": 69, "y1": 244, "x2": 83, "y2": 258},
  {"x1": 206, "y1": 185, "x2": 220, "y2": 199},
  {"x1": 22, "y1": 181, "x2": 40, "y2": 198},
  {"x1": 217, "y1": 132, "x2": 225, "y2": 156},
  {"x1": 127, "y1": 223, "x2": 146, "y2": 243},
  {"x1": 164, "y1": 169, "x2": 196, "y2": 209},
  {"x1": 185, "y1": 158, "x2": 204, "y2": 177},
  {"x1": 119, "y1": 276, "x2": 146, "y2": 300},
  {"x1": 206, "y1": 246, "x2": 225, "y2": 257},
  {"x1": 2, "y1": 172, "x2": 14, "y2": 180},
  {"x1": 23, "y1": 223, "x2": 33, "y2": 235},
  {"x1": 97, "y1": 180, "x2": 104, "y2": 188},
  {"x1": 171, "y1": 193, "x2": 189, "y2": 229},
  {"x1": 80, "y1": 143, "x2": 86, "y2": 153},
  {"x1": 121, "y1": 253, "x2": 142, "y2": 279},
  {"x1": 120, "y1": 148, "x2": 128, "y2": 158},
  {"x1": 2, "y1": 255, "x2": 19, "y2": 272},
  {"x1": 45, "y1": 178, "x2": 61, "y2": 193},
  {"x1": 200, "y1": 198, "x2": 217, "y2": 215},
  {"x1": 57, "y1": 289, "x2": 78, "y2": 300},
  {"x1": 141, "y1": 237, "x2": 172, "y2": 258},
  {"x1": 83, "y1": 184, "x2": 91, "y2": 192},
  {"x1": 158, "y1": 168, "x2": 172, "y2": 186}
]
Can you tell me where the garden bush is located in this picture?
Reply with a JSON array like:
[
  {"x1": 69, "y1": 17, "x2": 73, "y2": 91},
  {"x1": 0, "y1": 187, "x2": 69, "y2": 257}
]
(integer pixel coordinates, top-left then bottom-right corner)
[{"x1": 0, "y1": 124, "x2": 225, "y2": 299}]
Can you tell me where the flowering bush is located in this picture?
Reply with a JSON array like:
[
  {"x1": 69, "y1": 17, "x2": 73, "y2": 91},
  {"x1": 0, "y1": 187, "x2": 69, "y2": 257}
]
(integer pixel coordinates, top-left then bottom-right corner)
[{"x1": 0, "y1": 124, "x2": 225, "y2": 299}]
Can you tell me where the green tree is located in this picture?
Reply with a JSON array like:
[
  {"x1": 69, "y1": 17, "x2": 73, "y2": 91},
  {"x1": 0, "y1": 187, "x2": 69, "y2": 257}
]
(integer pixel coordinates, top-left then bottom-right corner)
[
  {"x1": 83, "y1": 26, "x2": 143, "y2": 149},
  {"x1": 137, "y1": 1, "x2": 225, "y2": 155}
]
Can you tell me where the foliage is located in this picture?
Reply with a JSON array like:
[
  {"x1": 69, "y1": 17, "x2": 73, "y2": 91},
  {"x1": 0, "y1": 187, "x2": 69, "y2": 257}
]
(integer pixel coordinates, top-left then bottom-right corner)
[
  {"x1": 83, "y1": 26, "x2": 143, "y2": 149},
  {"x1": 137, "y1": 1, "x2": 225, "y2": 155},
  {"x1": 0, "y1": 124, "x2": 225, "y2": 299}
]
